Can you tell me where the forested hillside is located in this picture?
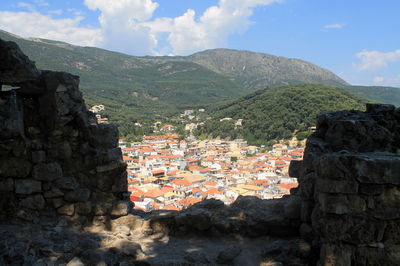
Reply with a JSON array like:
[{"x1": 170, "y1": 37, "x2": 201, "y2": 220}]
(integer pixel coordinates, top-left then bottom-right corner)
[{"x1": 194, "y1": 84, "x2": 371, "y2": 145}]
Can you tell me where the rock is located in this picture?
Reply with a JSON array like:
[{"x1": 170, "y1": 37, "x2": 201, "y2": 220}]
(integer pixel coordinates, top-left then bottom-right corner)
[
  {"x1": 64, "y1": 188, "x2": 91, "y2": 202},
  {"x1": 263, "y1": 239, "x2": 312, "y2": 265},
  {"x1": 58, "y1": 204, "x2": 75, "y2": 216},
  {"x1": 184, "y1": 251, "x2": 210, "y2": 264},
  {"x1": 56, "y1": 142, "x2": 72, "y2": 159},
  {"x1": 20, "y1": 194, "x2": 45, "y2": 210},
  {"x1": 216, "y1": 245, "x2": 241, "y2": 264},
  {"x1": 89, "y1": 124, "x2": 119, "y2": 149},
  {"x1": 44, "y1": 187, "x2": 64, "y2": 198},
  {"x1": 0, "y1": 157, "x2": 32, "y2": 178},
  {"x1": 66, "y1": 257, "x2": 85, "y2": 266},
  {"x1": 187, "y1": 208, "x2": 212, "y2": 231},
  {"x1": 289, "y1": 160, "x2": 303, "y2": 178},
  {"x1": 32, "y1": 162, "x2": 63, "y2": 181},
  {"x1": 189, "y1": 198, "x2": 224, "y2": 210},
  {"x1": 94, "y1": 202, "x2": 112, "y2": 215},
  {"x1": 15, "y1": 179, "x2": 42, "y2": 194},
  {"x1": 366, "y1": 103, "x2": 395, "y2": 114},
  {"x1": 55, "y1": 176, "x2": 79, "y2": 190},
  {"x1": 299, "y1": 223, "x2": 313, "y2": 241},
  {"x1": 107, "y1": 148, "x2": 123, "y2": 162},
  {"x1": 78, "y1": 238, "x2": 100, "y2": 250},
  {"x1": 52, "y1": 198, "x2": 64, "y2": 208},
  {"x1": 111, "y1": 214, "x2": 143, "y2": 231},
  {"x1": 0, "y1": 178, "x2": 14, "y2": 192},
  {"x1": 109, "y1": 239, "x2": 143, "y2": 258},
  {"x1": 75, "y1": 202, "x2": 92, "y2": 215},
  {"x1": 0, "y1": 39, "x2": 40, "y2": 84},
  {"x1": 114, "y1": 225, "x2": 130, "y2": 236},
  {"x1": 110, "y1": 201, "x2": 133, "y2": 217},
  {"x1": 31, "y1": 151, "x2": 46, "y2": 164},
  {"x1": 283, "y1": 195, "x2": 302, "y2": 220},
  {"x1": 96, "y1": 162, "x2": 125, "y2": 173}
]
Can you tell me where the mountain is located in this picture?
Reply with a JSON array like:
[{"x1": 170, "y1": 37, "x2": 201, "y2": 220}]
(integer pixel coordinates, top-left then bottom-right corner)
[
  {"x1": 194, "y1": 84, "x2": 370, "y2": 145},
  {"x1": 186, "y1": 48, "x2": 348, "y2": 90},
  {"x1": 344, "y1": 85, "x2": 400, "y2": 106},
  {"x1": 0, "y1": 30, "x2": 350, "y2": 123}
]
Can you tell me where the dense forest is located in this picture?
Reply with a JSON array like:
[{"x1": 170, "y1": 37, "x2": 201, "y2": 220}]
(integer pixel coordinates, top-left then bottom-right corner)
[{"x1": 194, "y1": 84, "x2": 371, "y2": 145}]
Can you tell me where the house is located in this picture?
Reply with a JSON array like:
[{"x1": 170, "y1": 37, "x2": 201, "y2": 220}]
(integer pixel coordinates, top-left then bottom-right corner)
[{"x1": 160, "y1": 124, "x2": 177, "y2": 132}]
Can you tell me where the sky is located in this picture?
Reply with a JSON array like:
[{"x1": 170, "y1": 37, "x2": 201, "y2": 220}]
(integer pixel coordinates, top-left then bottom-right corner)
[{"x1": 0, "y1": 0, "x2": 399, "y2": 87}]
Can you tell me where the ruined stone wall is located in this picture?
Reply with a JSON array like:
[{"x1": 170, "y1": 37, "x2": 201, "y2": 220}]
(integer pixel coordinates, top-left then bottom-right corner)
[
  {"x1": 290, "y1": 104, "x2": 400, "y2": 265},
  {"x1": 0, "y1": 39, "x2": 132, "y2": 226}
]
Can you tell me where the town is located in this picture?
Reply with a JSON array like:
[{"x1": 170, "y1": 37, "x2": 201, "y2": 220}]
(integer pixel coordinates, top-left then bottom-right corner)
[{"x1": 119, "y1": 121, "x2": 304, "y2": 212}]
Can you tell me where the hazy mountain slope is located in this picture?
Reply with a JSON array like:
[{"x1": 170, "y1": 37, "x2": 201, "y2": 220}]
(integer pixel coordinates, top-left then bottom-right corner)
[
  {"x1": 195, "y1": 84, "x2": 370, "y2": 145},
  {"x1": 344, "y1": 85, "x2": 400, "y2": 106},
  {"x1": 0, "y1": 30, "x2": 243, "y2": 106},
  {"x1": 186, "y1": 48, "x2": 348, "y2": 90}
]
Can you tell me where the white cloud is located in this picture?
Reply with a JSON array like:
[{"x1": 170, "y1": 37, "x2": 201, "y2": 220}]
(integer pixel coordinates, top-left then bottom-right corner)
[
  {"x1": 356, "y1": 49, "x2": 400, "y2": 70},
  {"x1": 1, "y1": 0, "x2": 281, "y2": 55},
  {"x1": 83, "y1": 0, "x2": 160, "y2": 55},
  {"x1": 16, "y1": 2, "x2": 35, "y2": 11},
  {"x1": 0, "y1": 11, "x2": 102, "y2": 46},
  {"x1": 146, "y1": 0, "x2": 281, "y2": 55},
  {"x1": 324, "y1": 23, "x2": 346, "y2": 29},
  {"x1": 48, "y1": 9, "x2": 63, "y2": 15}
]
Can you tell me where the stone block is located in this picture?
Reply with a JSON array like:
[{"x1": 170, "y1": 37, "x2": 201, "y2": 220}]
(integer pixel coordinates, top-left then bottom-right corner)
[
  {"x1": 316, "y1": 179, "x2": 358, "y2": 194},
  {"x1": 89, "y1": 124, "x2": 119, "y2": 149},
  {"x1": 352, "y1": 154, "x2": 400, "y2": 185},
  {"x1": 20, "y1": 194, "x2": 45, "y2": 210},
  {"x1": 58, "y1": 204, "x2": 75, "y2": 216},
  {"x1": 15, "y1": 179, "x2": 41, "y2": 194},
  {"x1": 96, "y1": 162, "x2": 125, "y2": 173},
  {"x1": 94, "y1": 202, "x2": 112, "y2": 215},
  {"x1": 64, "y1": 188, "x2": 90, "y2": 202},
  {"x1": 283, "y1": 195, "x2": 302, "y2": 220},
  {"x1": 110, "y1": 201, "x2": 133, "y2": 217},
  {"x1": 289, "y1": 160, "x2": 302, "y2": 178},
  {"x1": 76, "y1": 202, "x2": 92, "y2": 215},
  {"x1": 32, "y1": 162, "x2": 62, "y2": 181},
  {"x1": 56, "y1": 142, "x2": 72, "y2": 159},
  {"x1": 300, "y1": 200, "x2": 313, "y2": 222},
  {"x1": 318, "y1": 193, "x2": 366, "y2": 215},
  {"x1": 0, "y1": 178, "x2": 14, "y2": 191},
  {"x1": 320, "y1": 243, "x2": 352, "y2": 266},
  {"x1": 110, "y1": 214, "x2": 144, "y2": 231},
  {"x1": 44, "y1": 188, "x2": 64, "y2": 198},
  {"x1": 31, "y1": 151, "x2": 46, "y2": 163},
  {"x1": 55, "y1": 176, "x2": 78, "y2": 190},
  {"x1": 359, "y1": 184, "x2": 385, "y2": 195},
  {"x1": 52, "y1": 198, "x2": 64, "y2": 208},
  {"x1": 0, "y1": 157, "x2": 32, "y2": 178}
]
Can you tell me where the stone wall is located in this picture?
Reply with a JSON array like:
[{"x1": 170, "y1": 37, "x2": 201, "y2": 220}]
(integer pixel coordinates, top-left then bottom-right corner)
[
  {"x1": 290, "y1": 104, "x2": 400, "y2": 265},
  {"x1": 0, "y1": 39, "x2": 132, "y2": 226}
]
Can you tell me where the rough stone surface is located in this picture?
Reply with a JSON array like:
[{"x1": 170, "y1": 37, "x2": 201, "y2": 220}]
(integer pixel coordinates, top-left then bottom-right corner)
[
  {"x1": 0, "y1": 178, "x2": 14, "y2": 192},
  {"x1": 111, "y1": 201, "x2": 133, "y2": 217},
  {"x1": 0, "y1": 39, "x2": 40, "y2": 84},
  {"x1": 57, "y1": 204, "x2": 75, "y2": 216},
  {"x1": 32, "y1": 163, "x2": 63, "y2": 181},
  {"x1": 0, "y1": 40, "x2": 128, "y2": 228},
  {"x1": 19, "y1": 194, "x2": 45, "y2": 210},
  {"x1": 64, "y1": 188, "x2": 91, "y2": 202},
  {"x1": 290, "y1": 103, "x2": 400, "y2": 265},
  {"x1": 216, "y1": 245, "x2": 242, "y2": 264},
  {"x1": 15, "y1": 179, "x2": 41, "y2": 194}
]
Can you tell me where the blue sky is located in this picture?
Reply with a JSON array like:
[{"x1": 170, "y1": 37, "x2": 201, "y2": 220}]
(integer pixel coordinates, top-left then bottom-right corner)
[{"x1": 0, "y1": 0, "x2": 399, "y2": 87}]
